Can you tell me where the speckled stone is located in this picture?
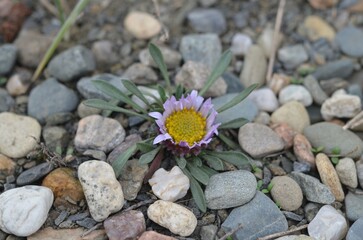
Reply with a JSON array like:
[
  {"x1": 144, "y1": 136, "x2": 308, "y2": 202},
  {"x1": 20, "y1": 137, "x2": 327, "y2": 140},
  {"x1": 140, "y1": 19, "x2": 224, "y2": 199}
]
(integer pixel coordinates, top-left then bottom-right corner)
[
  {"x1": 336, "y1": 157, "x2": 358, "y2": 188},
  {"x1": 270, "y1": 176, "x2": 303, "y2": 211},
  {"x1": 293, "y1": 133, "x2": 315, "y2": 168}
]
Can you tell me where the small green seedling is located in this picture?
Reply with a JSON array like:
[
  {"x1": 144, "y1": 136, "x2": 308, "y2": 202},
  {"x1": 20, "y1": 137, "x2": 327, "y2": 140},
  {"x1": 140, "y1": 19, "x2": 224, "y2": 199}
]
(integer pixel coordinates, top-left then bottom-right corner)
[
  {"x1": 275, "y1": 201, "x2": 281, "y2": 209},
  {"x1": 261, "y1": 182, "x2": 274, "y2": 194},
  {"x1": 290, "y1": 77, "x2": 304, "y2": 85},
  {"x1": 330, "y1": 147, "x2": 341, "y2": 165},
  {"x1": 297, "y1": 66, "x2": 315, "y2": 77},
  {"x1": 251, "y1": 164, "x2": 262, "y2": 173},
  {"x1": 311, "y1": 146, "x2": 324, "y2": 154},
  {"x1": 0, "y1": 77, "x2": 6, "y2": 86}
]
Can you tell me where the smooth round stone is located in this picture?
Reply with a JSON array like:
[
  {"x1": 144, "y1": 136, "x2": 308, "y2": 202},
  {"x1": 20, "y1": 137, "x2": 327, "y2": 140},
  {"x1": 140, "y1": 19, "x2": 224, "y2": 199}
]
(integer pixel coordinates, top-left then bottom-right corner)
[
  {"x1": 240, "y1": 45, "x2": 267, "y2": 87},
  {"x1": 336, "y1": 26, "x2": 363, "y2": 57},
  {"x1": 336, "y1": 157, "x2": 358, "y2": 188},
  {"x1": 231, "y1": 33, "x2": 252, "y2": 56},
  {"x1": 279, "y1": 85, "x2": 313, "y2": 107},
  {"x1": 16, "y1": 162, "x2": 54, "y2": 186},
  {"x1": 346, "y1": 217, "x2": 363, "y2": 240},
  {"x1": 271, "y1": 101, "x2": 310, "y2": 133},
  {"x1": 0, "y1": 44, "x2": 17, "y2": 76},
  {"x1": 301, "y1": 16, "x2": 335, "y2": 41},
  {"x1": 248, "y1": 88, "x2": 279, "y2": 112},
  {"x1": 77, "y1": 101, "x2": 102, "y2": 118},
  {"x1": 122, "y1": 63, "x2": 157, "y2": 85},
  {"x1": 205, "y1": 170, "x2": 257, "y2": 209},
  {"x1": 270, "y1": 176, "x2": 303, "y2": 211},
  {"x1": 139, "y1": 231, "x2": 177, "y2": 240},
  {"x1": 313, "y1": 59, "x2": 354, "y2": 80},
  {"x1": 293, "y1": 133, "x2": 315, "y2": 168},
  {"x1": 149, "y1": 166, "x2": 189, "y2": 202},
  {"x1": 238, "y1": 123, "x2": 284, "y2": 158},
  {"x1": 47, "y1": 45, "x2": 95, "y2": 82},
  {"x1": 6, "y1": 70, "x2": 31, "y2": 96},
  {"x1": 0, "y1": 112, "x2": 41, "y2": 158},
  {"x1": 78, "y1": 160, "x2": 124, "y2": 222},
  {"x1": 91, "y1": 40, "x2": 118, "y2": 68},
  {"x1": 0, "y1": 186, "x2": 53, "y2": 237},
  {"x1": 308, "y1": 205, "x2": 348, "y2": 240},
  {"x1": 357, "y1": 159, "x2": 363, "y2": 189},
  {"x1": 345, "y1": 192, "x2": 363, "y2": 221},
  {"x1": 75, "y1": 115, "x2": 125, "y2": 153},
  {"x1": 303, "y1": 75, "x2": 328, "y2": 105},
  {"x1": 147, "y1": 200, "x2": 197, "y2": 237},
  {"x1": 257, "y1": 27, "x2": 283, "y2": 58},
  {"x1": 0, "y1": 154, "x2": 16, "y2": 181},
  {"x1": 187, "y1": 8, "x2": 226, "y2": 34},
  {"x1": 139, "y1": 45, "x2": 181, "y2": 69},
  {"x1": 304, "y1": 122, "x2": 363, "y2": 159},
  {"x1": 316, "y1": 153, "x2": 344, "y2": 202},
  {"x1": 124, "y1": 11, "x2": 161, "y2": 39},
  {"x1": 278, "y1": 44, "x2": 309, "y2": 70},
  {"x1": 0, "y1": 88, "x2": 14, "y2": 112},
  {"x1": 272, "y1": 123, "x2": 295, "y2": 149},
  {"x1": 321, "y1": 94, "x2": 361, "y2": 120}
]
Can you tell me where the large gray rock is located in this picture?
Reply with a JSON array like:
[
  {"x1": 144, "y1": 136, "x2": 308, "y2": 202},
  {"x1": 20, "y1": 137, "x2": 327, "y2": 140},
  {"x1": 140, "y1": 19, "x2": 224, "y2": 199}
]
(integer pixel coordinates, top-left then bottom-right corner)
[
  {"x1": 187, "y1": 9, "x2": 226, "y2": 34},
  {"x1": 336, "y1": 26, "x2": 363, "y2": 57},
  {"x1": 313, "y1": 59, "x2": 354, "y2": 80},
  {"x1": 0, "y1": 44, "x2": 17, "y2": 76},
  {"x1": 345, "y1": 192, "x2": 363, "y2": 222},
  {"x1": 240, "y1": 45, "x2": 267, "y2": 87},
  {"x1": 303, "y1": 122, "x2": 363, "y2": 159},
  {"x1": 347, "y1": 217, "x2": 363, "y2": 240},
  {"x1": 221, "y1": 191, "x2": 288, "y2": 240}
]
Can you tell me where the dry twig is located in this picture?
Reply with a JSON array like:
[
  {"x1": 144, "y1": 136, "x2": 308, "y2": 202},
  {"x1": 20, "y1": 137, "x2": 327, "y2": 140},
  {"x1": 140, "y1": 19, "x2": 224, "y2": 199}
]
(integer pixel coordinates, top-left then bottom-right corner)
[
  {"x1": 257, "y1": 224, "x2": 308, "y2": 240},
  {"x1": 343, "y1": 111, "x2": 363, "y2": 130}
]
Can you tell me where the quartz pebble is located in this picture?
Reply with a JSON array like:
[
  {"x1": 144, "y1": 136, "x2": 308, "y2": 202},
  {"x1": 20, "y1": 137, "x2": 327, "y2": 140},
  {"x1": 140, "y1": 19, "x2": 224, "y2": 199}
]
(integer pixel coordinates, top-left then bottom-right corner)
[
  {"x1": 301, "y1": 16, "x2": 336, "y2": 41},
  {"x1": 279, "y1": 85, "x2": 313, "y2": 107},
  {"x1": 270, "y1": 176, "x2": 303, "y2": 211},
  {"x1": 78, "y1": 160, "x2": 124, "y2": 222},
  {"x1": 336, "y1": 158, "x2": 358, "y2": 188},
  {"x1": 0, "y1": 186, "x2": 53, "y2": 237},
  {"x1": 124, "y1": 11, "x2": 161, "y2": 39},
  {"x1": 293, "y1": 133, "x2": 315, "y2": 168},
  {"x1": 308, "y1": 205, "x2": 348, "y2": 240},
  {"x1": 231, "y1": 33, "x2": 252, "y2": 56},
  {"x1": 346, "y1": 217, "x2": 363, "y2": 240},
  {"x1": 248, "y1": 88, "x2": 279, "y2": 112},
  {"x1": 321, "y1": 93, "x2": 361, "y2": 120},
  {"x1": 6, "y1": 70, "x2": 31, "y2": 96},
  {"x1": 149, "y1": 166, "x2": 189, "y2": 202},
  {"x1": 147, "y1": 200, "x2": 197, "y2": 237}
]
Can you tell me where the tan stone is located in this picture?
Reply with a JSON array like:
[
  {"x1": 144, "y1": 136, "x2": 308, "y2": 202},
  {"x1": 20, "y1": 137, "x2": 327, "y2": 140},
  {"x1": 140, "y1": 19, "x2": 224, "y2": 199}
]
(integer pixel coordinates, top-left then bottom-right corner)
[
  {"x1": 271, "y1": 123, "x2": 296, "y2": 149},
  {"x1": 293, "y1": 133, "x2": 315, "y2": 169},
  {"x1": 301, "y1": 16, "x2": 336, "y2": 41},
  {"x1": 309, "y1": 0, "x2": 338, "y2": 9},
  {"x1": 139, "y1": 231, "x2": 177, "y2": 240},
  {"x1": 268, "y1": 74, "x2": 290, "y2": 94},
  {"x1": 0, "y1": 154, "x2": 16, "y2": 180},
  {"x1": 124, "y1": 11, "x2": 161, "y2": 39},
  {"x1": 270, "y1": 176, "x2": 303, "y2": 211},
  {"x1": 28, "y1": 227, "x2": 106, "y2": 240}
]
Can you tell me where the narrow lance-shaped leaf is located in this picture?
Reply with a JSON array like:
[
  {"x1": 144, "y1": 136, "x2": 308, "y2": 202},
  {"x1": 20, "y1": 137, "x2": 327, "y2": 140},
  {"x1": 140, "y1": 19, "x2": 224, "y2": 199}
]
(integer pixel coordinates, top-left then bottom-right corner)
[
  {"x1": 176, "y1": 157, "x2": 187, "y2": 169},
  {"x1": 205, "y1": 150, "x2": 251, "y2": 169},
  {"x1": 219, "y1": 118, "x2": 249, "y2": 129},
  {"x1": 148, "y1": 43, "x2": 172, "y2": 93},
  {"x1": 199, "y1": 50, "x2": 232, "y2": 96},
  {"x1": 157, "y1": 85, "x2": 167, "y2": 102},
  {"x1": 201, "y1": 155, "x2": 224, "y2": 171},
  {"x1": 217, "y1": 132, "x2": 241, "y2": 150},
  {"x1": 182, "y1": 168, "x2": 207, "y2": 212},
  {"x1": 199, "y1": 165, "x2": 218, "y2": 177},
  {"x1": 101, "y1": 99, "x2": 120, "y2": 117},
  {"x1": 112, "y1": 144, "x2": 138, "y2": 177},
  {"x1": 139, "y1": 146, "x2": 161, "y2": 165},
  {"x1": 121, "y1": 80, "x2": 151, "y2": 108},
  {"x1": 217, "y1": 83, "x2": 259, "y2": 113},
  {"x1": 137, "y1": 140, "x2": 155, "y2": 153},
  {"x1": 187, "y1": 162, "x2": 210, "y2": 185}
]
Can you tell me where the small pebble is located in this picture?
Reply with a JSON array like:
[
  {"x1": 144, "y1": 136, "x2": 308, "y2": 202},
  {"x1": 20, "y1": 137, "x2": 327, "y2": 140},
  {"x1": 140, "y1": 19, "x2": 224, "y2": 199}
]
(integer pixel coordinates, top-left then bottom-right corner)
[
  {"x1": 16, "y1": 162, "x2": 54, "y2": 186},
  {"x1": 345, "y1": 192, "x2": 363, "y2": 221},
  {"x1": 231, "y1": 33, "x2": 252, "y2": 56},
  {"x1": 301, "y1": 16, "x2": 336, "y2": 41},
  {"x1": 124, "y1": 11, "x2": 161, "y2": 39},
  {"x1": 122, "y1": 63, "x2": 158, "y2": 85},
  {"x1": 248, "y1": 88, "x2": 279, "y2": 112},
  {"x1": 336, "y1": 157, "x2": 358, "y2": 188},
  {"x1": 187, "y1": 8, "x2": 226, "y2": 34},
  {"x1": 240, "y1": 45, "x2": 267, "y2": 87},
  {"x1": 278, "y1": 44, "x2": 308, "y2": 69},
  {"x1": 321, "y1": 93, "x2": 361, "y2": 120},
  {"x1": 272, "y1": 123, "x2": 296, "y2": 149},
  {"x1": 270, "y1": 176, "x2": 303, "y2": 211},
  {"x1": 279, "y1": 85, "x2": 313, "y2": 107},
  {"x1": 293, "y1": 133, "x2": 315, "y2": 168},
  {"x1": 0, "y1": 44, "x2": 17, "y2": 76}
]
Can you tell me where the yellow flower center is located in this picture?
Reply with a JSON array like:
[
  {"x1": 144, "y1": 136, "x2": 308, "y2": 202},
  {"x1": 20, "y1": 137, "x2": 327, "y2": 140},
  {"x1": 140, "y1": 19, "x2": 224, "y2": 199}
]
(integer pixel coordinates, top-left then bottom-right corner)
[{"x1": 165, "y1": 108, "x2": 206, "y2": 146}]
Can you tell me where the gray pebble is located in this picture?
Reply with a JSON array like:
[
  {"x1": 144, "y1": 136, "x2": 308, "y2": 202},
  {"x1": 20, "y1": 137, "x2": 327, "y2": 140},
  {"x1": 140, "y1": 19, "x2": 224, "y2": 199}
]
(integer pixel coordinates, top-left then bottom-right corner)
[
  {"x1": 303, "y1": 75, "x2": 328, "y2": 105},
  {"x1": 278, "y1": 44, "x2": 308, "y2": 69},
  {"x1": 345, "y1": 192, "x2": 363, "y2": 221},
  {"x1": 0, "y1": 88, "x2": 14, "y2": 113},
  {"x1": 187, "y1": 9, "x2": 226, "y2": 34},
  {"x1": 0, "y1": 44, "x2": 17, "y2": 76},
  {"x1": 16, "y1": 162, "x2": 54, "y2": 186},
  {"x1": 346, "y1": 217, "x2": 363, "y2": 240},
  {"x1": 336, "y1": 26, "x2": 363, "y2": 57},
  {"x1": 313, "y1": 59, "x2": 354, "y2": 80}
]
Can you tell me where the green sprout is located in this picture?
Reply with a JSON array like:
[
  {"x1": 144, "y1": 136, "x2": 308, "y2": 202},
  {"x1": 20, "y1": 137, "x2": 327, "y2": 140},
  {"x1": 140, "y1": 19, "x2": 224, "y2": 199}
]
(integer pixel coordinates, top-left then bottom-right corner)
[
  {"x1": 330, "y1": 147, "x2": 341, "y2": 165},
  {"x1": 311, "y1": 146, "x2": 324, "y2": 154}
]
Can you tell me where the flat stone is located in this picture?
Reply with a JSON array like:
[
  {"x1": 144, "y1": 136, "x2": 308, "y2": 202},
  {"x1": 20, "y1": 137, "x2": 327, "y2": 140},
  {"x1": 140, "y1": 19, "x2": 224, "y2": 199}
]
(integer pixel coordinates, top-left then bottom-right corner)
[
  {"x1": 290, "y1": 172, "x2": 335, "y2": 204},
  {"x1": 187, "y1": 8, "x2": 226, "y2": 34},
  {"x1": 279, "y1": 85, "x2": 313, "y2": 107},
  {"x1": 47, "y1": 45, "x2": 95, "y2": 82},
  {"x1": 16, "y1": 162, "x2": 54, "y2": 186},
  {"x1": 240, "y1": 45, "x2": 267, "y2": 87},
  {"x1": 221, "y1": 191, "x2": 288, "y2": 240},
  {"x1": 0, "y1": 112, "x2": 41, "y2": 158},
  {"x1": 248, "y1": 88, "x2": 279, "y2": 112},
  {"x1": 28, "y1": 227, "x2": 107, "y2": 240},
  {"x1": 345, "y1": 192, "x2": 363, "y2": 221},
  {"x1": 122, "y1": 63, "x2": 158, "y2": 85},
  {"x1": 293, "y1": 133, "x2": 315, "y2": 168},
  {"x1": 0, "y1": 44, "x2": 17, "y2": 76},
  {"x1": 303, "y1": 122, "x2": 363, "y2": 159},
  {"x1": 270, "y1": 176, "x2": 303, "y2": 211},
  {"x1": 124, "y1": 11, "x2": 161, "y2": 39},
  {"x1": 0, "y1": 89, "x2": 14, "y2": 112},
  {"x1": 346, "y1": 217, "x2": 363, "y2": 240},
  {"x1": 75, "y1": 115, "x2": 125, "y2": 153},
  {"x1": 336, "y1": 157, "x2": 358, "y2": 188},
  {"x1": 0, "y1": 186, "x2": 53, "y2": 237},
  {"x1": 139, "y1": 45, "x2": 181, "y2": 69},
  {"x1": 231, "y1": 33, "x2": 252, "y2": 56},
  {"x1": 336, "y1": 26, "x2": 363, "y2": 57},
  {"x1": 138, "y1": 231, "x2": 177, "y2": 240},
  {"x1": 303, "y1": 75, "x2": 328, "y2": 105},
  {"x1": 308, "y1": 205, "x2": 348, "y2": 240},
  {"x1": 271, "y1": 101, "x2": 310, "y2": 133},
  {"x1": 321, "y1": 94, "x2": 361, "y2": 120},
  {"x1": 147, "y1": 200, "x2": 197, "y2": 237},
  {"x1": 313, "y1": 59, "x2": 354, "y2": 80},
  {"x1": 0, "y1": 154, "x2": 16, "y2": 181},
  {"x1": 278, "y1": 44, "x2": 308, "y2": 69},
  {"x1": 301, "y1": 16, "x2": 336, "y2": 41},
  {"x1": 238, "y1": 123, "x2": 284, "y2": 158},
  {"x1": 78, "y1": 160, "x2": 124, "y2": 222},
  {"x1": 28, "y1": 78, "x2": 79, "y2": 123},
  {"x1": 205, "y1": 170, "x2": 257, "y2": 209}
]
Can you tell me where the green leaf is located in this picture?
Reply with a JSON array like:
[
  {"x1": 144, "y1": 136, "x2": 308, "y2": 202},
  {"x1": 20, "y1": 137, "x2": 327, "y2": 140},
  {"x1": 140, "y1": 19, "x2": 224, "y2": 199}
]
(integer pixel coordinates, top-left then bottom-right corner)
[
  {"x1": 201, "y1": 155, "x2": 224, "y2": 171},
  {"x1": 137, "y1": 141, "x2": 155, "y2": 153},
  {"x1": 219, "y1": 118, "x2": 249, "y2": 129},
  {"x1": 83, "y1": 99, "x2": 151, "y2": 120},
  {"x1": 157, "y1": 85, "x2": 168, "y2": 102},
  {"x1": 182, "y1": 168, "x2": 207, "y2": 212},
  {"x1": 121, "y1": 80, "x2": 151, "y2": 108},
  {"x1": 199, "y1": 50, "x2": 232, "y2": 96},
  {"x1": 112, "y1": 144, "x2": 137, "y2": 177},
  {"x1": 148, "y1": 43, "x2": 171, "y2": 93},
  {"x1": 331, "y1": 146, "x2": 341, "y2": 155},
  {"x1": 217, "y1": 132, "x2": 240, "y2": 150},
  {"x1": 267, "y1": 182, "x2": 274, "y2": 191},
  {"x1": 205, "y1": 151, "x2": 250, "y2": 169},
  {"x1": 261, "y1": 189, "x2": 269, "y2": 194},
  {"x1": 199, "y1": 165, "x2": 218, "y2": 177},
  {"x1": 187, "y1": 162, "x2": 210, "y2": 185},
  {"x1": 331, "y1": 157, "x2": 339, "y2": 165},
  {"x1": 176, "y1": 157, "x2": 187, "y2": 169},
  {"x1": 175, "y1": 85, "x2": 184, "y2": 100},
  {"x1": 217, "y1": 84, "x2": 258, "y2": 113},
  {"x1": 101, "y1": 99, "x2": 119, "y2": 117},
  {"x1": 139, "y1": 146, "x2": 161, "y2": 165},
  {"x1": 257, "y1": 180, "x2": 263, "y2": 190},
  {"x1": 93, "y1": 80, "x2": 147, "y2": 114},
  {"x1": 192, "y1": 156, "x2": 203, "y2": 167}
]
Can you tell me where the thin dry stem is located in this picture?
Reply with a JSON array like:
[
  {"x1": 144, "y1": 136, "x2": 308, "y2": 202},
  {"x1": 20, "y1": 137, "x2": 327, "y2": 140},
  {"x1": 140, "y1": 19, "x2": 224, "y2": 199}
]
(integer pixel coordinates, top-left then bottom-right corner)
[
  {"x1": 257, "y1": 224, "x2": 308, "y2": 240},
  {"x1": 343, "y1": 111, "x2": 363, "y2": 130},
  {"x1": 40, "y1": 0, "x2": 59, "y2": 17}
]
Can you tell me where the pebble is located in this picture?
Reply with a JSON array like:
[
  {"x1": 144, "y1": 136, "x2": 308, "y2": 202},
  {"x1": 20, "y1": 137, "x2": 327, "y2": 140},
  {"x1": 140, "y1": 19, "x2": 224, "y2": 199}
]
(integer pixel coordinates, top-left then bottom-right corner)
[
  {"x1": 138, "y1": 231, "x2": 177, "y2": 240},
  {"x1": 14, "y1": 30, "x2": 52, "y2": 68},
  {"x1": 16, "y1": 162, "x2": 54, "y2": 186},
  {"x1": 47, "y1": 45, "x2": 95, "y2": 82},
  {"x1": 6, "y1": 69, "x2": 32, "y2": 96},
  {"x1": 309, "y1": 0, "x2": 338, "y2": 9},
  {"x1": 75, "y1": 115, "x2": 125, "y2": 153},
  {"x1": 78, "y1": 160, "x2": 124, "y2": 222},
  {"x1": 104, "y1": 210, "x2": 145, "y2": 240},
  {"x1": 254, "y1": 111, "x2": 271, "y2": 125},
  {"x1": 293, "y1": 161, "x2": 311, "y2": 173},
  {"x1": 205, "y1": 170, "x2": 257, "y2": 209},
  {"x1": 271, "y1": 123, "x2": 295, "y2": 149},
  {"x1": 278, "y1": 85, "x2": 313, "y2": 107},
  {"x1": 107, "y1": 134, "x2": 142, "y2": 164},
  {"x1": 139, "y1": 45, "x2": 182, "y2": 69},
  {"x1": 175, "y1": 61, "x2": 227, "y2": 97},
  {"x1": 42, "y1": 126, "x2": 69, "y2": 152},
  {"x1": 0, "y1": 112, "x2": 41, "y2": 158},
  {"x1": 83, "y1": 149, "x2": 106, "y2": 161},
  {"x1": 278, "y1": 44, "x2": 309, "y2": 69},
  {"x1": 131, "y1": 86, "x2": 161, "y2": 110},
  {"x1": 336, "y1": 157, "x2": 358, "y2": 188},
  {"x1": 0, "y1": 154, "x2": 15, "y2": 181},
  {"x1": 27, "y1": 227, "x2": 106, "y2": 240},
  {"x1": 240, "y1": 45, "x2": 267, "y2": 87},
  {"x1": 290, "y1": 172, "x2": 335, "y2": 204},
  {"x1": 303, "y1": 75, "x2": 328, "y2": 105},
  {"x1": 346, "y1": 217, "x2": 363, "y2": 240},
  {"x1": 271, "y1": 101, "x2": 311, "y2": 133},
  {"x1": 301, "y1": 15, "x2": 336, "y2": 41},
  {"x1": 42, "y1": 167, "x2": 84, "y2": 203},
  {"x1": 187, "y1": 8, "x2": 226, "y2": 34},
  {"x1": 293, "y1": 133, "x2": 315, "y2": 168},
  {"x1": 147, "y1": 200, "x2": 197, "y2": 237},
  {"x1": 316, "y1": 153, "x2": 345, "y2": 202},
  {"x1": 270, "y1": 176, "x2": 303, "y2": 211},
  {"x1": 345, "y1": 192, "x2": 363, "y2": 221},
  {"x1": 321, "y1": 93, "x2": 361, "y2": 120},
  {"x1": 28, "y1": 78, "x2": 79, "y2": 123},
  {"x1": 231, "y1": 33, "x2": 252, "y2": 56},
  {"x1": 308, "y1": 205, "x2": 348, "y2": 240},
  {"x1": 77, "y1": 74, "x2": 128, "y2": 101},
  {"x1": 268, "y1": 73, "x2": 291, "y2": 94},
  {"x1": 91, "y1": 40, "x2": 118, "y2": 69},
  {"x1": 222, "y1": 72, "x2": 244, "y2": 93},
  {"x1": 304, "y1": 202, "x2": 321, "y2": 222},
  {"x1": 122, "y1": 63, "x2": 158, "y2": 84},
  {"x1": 304, "y1": 122, "x2": 363, "y2": 159},
  {"x1": 221, "y1": 191, "x2": 288, "y2": 240},
  {"x1": 0, "y1": 89, "x2": 14, "y2": 112},
  {"x1": 248, "y1": 88, "x2": 279, "y2": 112},
  {"x1": 257, "y1": 27, "x2": 284, "y2": 58},
  {"x1": 356, "y1": 159, "x2": 363, "y2": 189},
  {"x1": 0, "y1": 44, "x2": 17, "y2": 76},
  {"x1": 124, "y1": 11, "x2": 161, "y2": 39},
  {"x1": 200, "y1": 225, "x2": 218, "y2": 240},
  {"x1": 336, "y1": 26, "x2": 363, "y2": 57},
  {"x1": 313, "y1": 59, "x2": 354, "y2": 80},
  {"x1": 119, "y1": 159, "x2": 148, "y2": 201},
  {"x1": 0, "y1": 186, "x2": 53, "y2": 237},
  {"x1": 238, "y1": 123, "x2": 284, "y2": 158},
  {"x1": 77, "y1": 101, "x2": 102, "y2": 118},
  {"x1": 149, "y1": 166, "x2": 189, "y2": 202}
]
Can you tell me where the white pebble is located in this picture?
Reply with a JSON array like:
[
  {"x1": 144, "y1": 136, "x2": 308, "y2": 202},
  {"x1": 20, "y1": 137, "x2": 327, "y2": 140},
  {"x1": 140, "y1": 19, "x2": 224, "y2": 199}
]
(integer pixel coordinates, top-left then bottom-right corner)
[
  {"x1": 231, "y1": 33, "x2": 252, "y2": 56},
  {"x1": 0, "y1": 186, "x2": 53, "y2": 237},
  {"x1": 248, "y1": 87, "x2": 279, "y2": 112},
  {"x1": 149, "y1": 166, "x2": 190, "y2": 202},
  {"x1": 279, "y1": 85, "x2": 313, "y2": 106},
  {"x1": 321, "y1": 94, "x2": 361, "y2": 120},
  {"x1": 131, "y1": 86, "x2": 161, "y2": 110}
]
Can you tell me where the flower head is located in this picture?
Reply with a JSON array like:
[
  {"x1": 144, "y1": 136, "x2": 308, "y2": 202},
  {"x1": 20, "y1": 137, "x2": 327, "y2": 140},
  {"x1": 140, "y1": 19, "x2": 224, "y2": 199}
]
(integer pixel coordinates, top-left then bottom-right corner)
[{"x1": 149, "y1": 90, "x2": 220, "y2": 156}]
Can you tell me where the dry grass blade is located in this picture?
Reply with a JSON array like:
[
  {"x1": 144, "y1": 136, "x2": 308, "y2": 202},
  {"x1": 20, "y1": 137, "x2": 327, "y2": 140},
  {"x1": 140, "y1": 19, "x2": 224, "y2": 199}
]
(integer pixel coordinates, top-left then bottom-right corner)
[
  {"x1": 343, "y1": 111, "x2": 363, "y2": 130},
  {"x1": 257, "y1": 224, "x2": 308, "y2": 240}
]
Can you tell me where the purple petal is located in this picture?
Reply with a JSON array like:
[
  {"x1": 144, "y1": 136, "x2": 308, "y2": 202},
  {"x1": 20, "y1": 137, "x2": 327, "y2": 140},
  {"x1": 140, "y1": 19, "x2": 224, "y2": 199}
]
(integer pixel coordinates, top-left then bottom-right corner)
[
  {"x1": 153, "y1": 133, "x2": 172, "y2": 144},
  {"x1": 203, "y1": 124, "x2": 220, "y2": 140},
  {"x1": 200, "y1": 98, "x2": 213, "y2": 117},
  {"x1": 206, "y1": 110, "x2": 217, "y2": 128},
  {"x1": 149, "y1": 112, "x2": 162, "y2": 119}
]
